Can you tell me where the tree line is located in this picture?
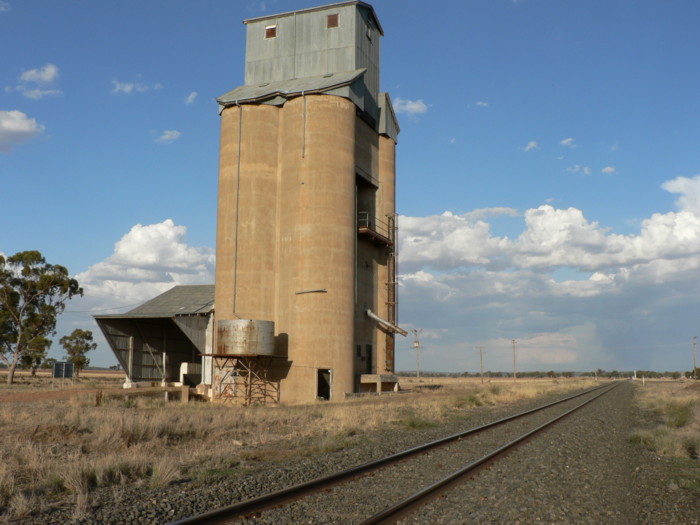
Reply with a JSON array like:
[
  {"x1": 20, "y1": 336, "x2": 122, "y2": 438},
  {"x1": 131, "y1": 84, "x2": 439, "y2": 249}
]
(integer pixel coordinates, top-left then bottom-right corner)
[
  {"x1": 0, "y1": 251, "x2": 96, "y2": 384},
  {"x1": 398, "y1": 369, "x2": 697, "y2": 379}
]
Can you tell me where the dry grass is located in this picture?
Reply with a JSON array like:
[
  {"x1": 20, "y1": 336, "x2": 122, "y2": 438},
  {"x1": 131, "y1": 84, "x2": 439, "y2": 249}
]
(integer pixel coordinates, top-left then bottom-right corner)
[
  {"x1": 0, "y1": 376, "x2": 596, "y2": 520},
  {"x1": 630, "y1": 380, "x2": 700, "y2": 494},
  {"x1": 631, "y1": 381, "x2": 700, "y2": 460}
]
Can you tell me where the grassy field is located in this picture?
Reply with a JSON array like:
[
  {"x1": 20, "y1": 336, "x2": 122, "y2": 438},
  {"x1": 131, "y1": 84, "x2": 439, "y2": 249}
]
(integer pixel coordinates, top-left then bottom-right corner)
[
  {"x1": 630, "y1": 380, "x2": 700, "y2": 492},
  {"x1": 631, "y1": 380, "x2": 700, "y2": 458},
  {"x1": 0, "y1": 375, "x2": 695, "y2": 521},
  {"x1": 0, "y1": 369, "x2": 123, "y2": 392}
]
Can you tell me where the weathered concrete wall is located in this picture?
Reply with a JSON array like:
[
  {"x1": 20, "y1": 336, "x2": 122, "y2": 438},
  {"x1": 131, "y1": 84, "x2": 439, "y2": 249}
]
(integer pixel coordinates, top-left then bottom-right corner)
[
  {"x1": 275, "y1": 95, "x2": 357, "y2": 403},
  {"x1": 217, "y1": 95, "x2": 366, "y2": 404},
  {"x1": 215, "y1": 104, "x2": 280, "y2": 323}
]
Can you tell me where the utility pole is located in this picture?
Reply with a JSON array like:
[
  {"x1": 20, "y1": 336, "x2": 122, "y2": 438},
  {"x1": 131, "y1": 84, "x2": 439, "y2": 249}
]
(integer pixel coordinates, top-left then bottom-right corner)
[
  {"x1": 512, "y1": 339, "x2": 517, "y2": 381},
  {"x1": 694, "y1": 336, "x2": 697, "y2": 379},
  {"x1": 477, "y1": 346, "x2": 484, "y2": 384},
  {"x1": 412, "y1": 329, "x2": 421, "y2": 379}
]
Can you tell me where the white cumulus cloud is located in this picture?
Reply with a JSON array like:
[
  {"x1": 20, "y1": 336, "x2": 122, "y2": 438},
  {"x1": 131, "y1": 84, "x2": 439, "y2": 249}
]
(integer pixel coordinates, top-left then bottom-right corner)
[
  {"x1": 56, "y1": 220, "x2": 215, "y2": 366},
  {"x1": 112, "y1": 79, "x2": 163, "y2": 94},
  {"x1": 400, "y1": 210, "x2": 513, "y2": 272},
  {"x1": 560, "y1": 137, "x2": 576, "y2": 148},
  {"x1": 522, "y1": 141, "x2": 538, "y2": 151},
  {"x1": 393, "y1": 97, "x2": 428, "y2": 116},
  {"x1": 400, "y1": 175, "x2": 700, "y2": 286},
  {"x1": 661, "y1": 174, "x2": 700, "y2": 216},
  {"x1": 75, "y1": 219, "x2": 215, "y2": 307},
  {"x1": 185, "y1": 91, "x2": 198, "y2": 104},
  {"x1": 0, "y1": 110, "x2": 44, "y2": 152},
  {"x1": 20, "y1": 64, "x2": 59, "y2": 84},
  {"x1": 567, "y1": 165, "x2": 591, "y2": 175},
  {"x1": 602, "y1": 166, "x2": 616, "y2": 174},
  {"x1": 155, "y1": 130, "x2": 181, "y2": 143},
  {"x1": 6, "y1": 63, "x2": 62, "y2": 99},
  {"x1": 17, "y1": 88, "x2": 62, "y2": 100}
]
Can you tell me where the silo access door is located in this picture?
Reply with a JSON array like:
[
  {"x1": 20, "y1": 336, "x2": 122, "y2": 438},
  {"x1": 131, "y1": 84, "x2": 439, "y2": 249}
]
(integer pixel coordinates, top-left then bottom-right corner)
[{"x1": 317, "y1": 369, "x2": 332, "y2": 400}]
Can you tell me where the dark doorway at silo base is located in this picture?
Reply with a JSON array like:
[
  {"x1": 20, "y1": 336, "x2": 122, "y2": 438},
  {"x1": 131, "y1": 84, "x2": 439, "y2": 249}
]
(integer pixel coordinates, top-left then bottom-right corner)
[{"x1": 317, "y1": 369, "x2": 332, "y2": 400}]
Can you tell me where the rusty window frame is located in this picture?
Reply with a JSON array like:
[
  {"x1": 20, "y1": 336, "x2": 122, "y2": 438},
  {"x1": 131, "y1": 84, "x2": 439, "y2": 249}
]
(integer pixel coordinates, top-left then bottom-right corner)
[
  {"x1": 265, "y1": 24, "x2": 277, "y2": 39},
  {"x1": 327, "y1": 13, "x2": 339, "y2": 28}
]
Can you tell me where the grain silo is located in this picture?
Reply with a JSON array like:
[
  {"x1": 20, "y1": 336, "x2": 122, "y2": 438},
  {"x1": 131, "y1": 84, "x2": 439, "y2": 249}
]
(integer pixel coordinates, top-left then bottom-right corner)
[{"x1": 213, "y1": 1, "x2": 403, "y2": 404}]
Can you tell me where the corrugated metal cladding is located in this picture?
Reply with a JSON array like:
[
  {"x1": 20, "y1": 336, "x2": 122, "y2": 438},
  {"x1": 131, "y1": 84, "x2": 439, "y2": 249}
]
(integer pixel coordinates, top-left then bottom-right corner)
[
  {"x1": 378, "y1": 92, "x2": 399, "y2": 142},
  {"x1": 243, "y1": 2, "x2": 381, "y2": 123},
  {"x1": 217, "y1": 68, "x2": 365, "y2": 107},
  {"x1": 125, "y1": 285, "x2": 214, "y2": 317}
]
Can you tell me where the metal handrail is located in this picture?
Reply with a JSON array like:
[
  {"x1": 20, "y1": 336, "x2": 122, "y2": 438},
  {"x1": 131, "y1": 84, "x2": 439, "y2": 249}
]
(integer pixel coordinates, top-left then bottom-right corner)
[{"x1": 358, "y1": 211, "x2": 392, "y2": 239}]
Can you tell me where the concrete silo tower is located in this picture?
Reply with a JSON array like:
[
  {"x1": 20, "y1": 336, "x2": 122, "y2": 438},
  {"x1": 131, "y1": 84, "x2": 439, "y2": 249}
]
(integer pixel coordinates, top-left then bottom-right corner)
[{"x1": 214, "y1": 1, "x2": 403, "y2": 404}]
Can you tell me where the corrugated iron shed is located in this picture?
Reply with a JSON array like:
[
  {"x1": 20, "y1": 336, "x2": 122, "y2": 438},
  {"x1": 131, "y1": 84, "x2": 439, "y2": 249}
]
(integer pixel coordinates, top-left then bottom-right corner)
[
  {"x1": 124, "y1": 284, "x2": 214, "y2": 317},
  {"x1": 94, "y1": 285, "x2": 214, "y2": 383}
]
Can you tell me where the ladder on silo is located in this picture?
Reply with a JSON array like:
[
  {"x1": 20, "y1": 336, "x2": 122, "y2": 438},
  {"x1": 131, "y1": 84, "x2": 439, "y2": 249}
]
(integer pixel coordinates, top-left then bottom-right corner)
[{"x1": 385, "y1": 214, "x2": 398, "y2": 371}]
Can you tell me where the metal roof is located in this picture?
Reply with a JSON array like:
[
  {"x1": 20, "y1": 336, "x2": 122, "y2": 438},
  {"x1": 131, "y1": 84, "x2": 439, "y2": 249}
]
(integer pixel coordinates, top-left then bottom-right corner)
[
  {"x1": 243, "y1": 1, "x2": 383, "y2": 36},
  {"x1": 217, "y1": 68, "x2": 365, "y2": 108},
  {"x1": 95, "y1": 285, "x2": 214, "y2": 319}
]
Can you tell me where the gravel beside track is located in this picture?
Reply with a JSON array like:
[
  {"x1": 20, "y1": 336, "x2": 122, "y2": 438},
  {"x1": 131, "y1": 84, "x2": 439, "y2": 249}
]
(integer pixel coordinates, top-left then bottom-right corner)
[
  {"x1": 403, "y1": 381, "x2": 699, "y2": 524},
  {"x1": 20, "y1": 382, "x2": 700, "y2": 524}
]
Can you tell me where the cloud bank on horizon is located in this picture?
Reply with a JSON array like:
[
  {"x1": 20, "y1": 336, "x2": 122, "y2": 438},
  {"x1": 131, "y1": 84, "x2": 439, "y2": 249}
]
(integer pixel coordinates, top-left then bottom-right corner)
[
  {"x1": 59, "y1": 175, "x2": 700, "y2": 374},
  {"x1": 397, "y1": 174, "x2": 700, "y2": 374}
]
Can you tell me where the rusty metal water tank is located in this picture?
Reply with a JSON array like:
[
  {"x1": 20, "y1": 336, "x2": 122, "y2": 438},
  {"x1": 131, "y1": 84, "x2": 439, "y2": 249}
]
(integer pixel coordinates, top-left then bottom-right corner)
[{"x1": 217, "y1": 319, "x2": 278, "y2": 356}]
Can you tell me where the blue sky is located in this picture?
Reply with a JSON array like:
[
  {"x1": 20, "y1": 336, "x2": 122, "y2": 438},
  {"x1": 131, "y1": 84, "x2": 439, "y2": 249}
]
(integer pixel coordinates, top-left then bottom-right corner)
[{"x1": 2, "y1": 0, "x2": 700, "y2": 374}]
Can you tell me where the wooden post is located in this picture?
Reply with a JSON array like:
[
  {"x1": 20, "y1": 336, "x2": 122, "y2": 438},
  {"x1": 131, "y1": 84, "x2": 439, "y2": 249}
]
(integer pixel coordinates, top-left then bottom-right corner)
[{"x1": 181, "y1": 385, "x2": 190, "y2": 403}]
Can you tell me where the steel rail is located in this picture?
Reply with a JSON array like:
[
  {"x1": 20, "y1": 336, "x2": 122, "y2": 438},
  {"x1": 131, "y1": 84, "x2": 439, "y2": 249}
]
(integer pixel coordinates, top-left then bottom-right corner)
[
  {"x1": 360, "y1": 382, "x2": 621, "y2": 525},
  {"x1": 169, "y1": 383, "x2": 614, "y2": 525}
]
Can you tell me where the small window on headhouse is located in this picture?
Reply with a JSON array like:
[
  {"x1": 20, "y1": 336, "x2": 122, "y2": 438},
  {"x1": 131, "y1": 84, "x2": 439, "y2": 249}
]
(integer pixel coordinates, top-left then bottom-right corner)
[
  {"x1": 327, "y1": 14, "x2": 339, "y2": 28},
  {"x1": 265, "y1": 25, "x2": 277, "y2": 38}
]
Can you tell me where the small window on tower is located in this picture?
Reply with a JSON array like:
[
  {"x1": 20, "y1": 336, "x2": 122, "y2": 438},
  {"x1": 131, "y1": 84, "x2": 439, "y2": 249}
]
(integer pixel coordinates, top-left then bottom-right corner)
[
  {"x1": 327, "y1": 14, "x2": 339, "y2": 28},
  {"x1": 265, "y1": 25, "x2": 277, "y2": 38}
]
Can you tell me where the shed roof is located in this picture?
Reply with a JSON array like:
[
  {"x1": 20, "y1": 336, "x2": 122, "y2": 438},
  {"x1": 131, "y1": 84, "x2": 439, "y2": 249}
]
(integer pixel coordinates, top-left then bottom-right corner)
[
  {"x1": 243, "y1": 1, "x2": 383, "y2": 36},
  {"x1": 217, "y1": 68, "x2": 365, "y2": 108},
  {"x1": 95, "y1": 285, "x2": 214, "y2": 319}
]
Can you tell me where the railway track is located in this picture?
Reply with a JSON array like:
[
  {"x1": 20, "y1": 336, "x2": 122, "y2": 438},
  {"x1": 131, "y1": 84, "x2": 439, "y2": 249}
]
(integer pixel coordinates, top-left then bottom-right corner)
[{"x1": 171, "y1": 382, "x2": 621, "y2": 525}]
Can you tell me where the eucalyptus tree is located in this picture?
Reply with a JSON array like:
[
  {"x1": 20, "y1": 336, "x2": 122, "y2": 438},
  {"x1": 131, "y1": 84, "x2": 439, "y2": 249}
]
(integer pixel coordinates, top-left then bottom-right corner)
[
  {"x1": 19, "y1": 335, "x2": 52, "y2": 376},
  {"x1": 0, "y1": 251, "x2": 82, "y2": 384},
  {"x1": 60, "y1": 328, "x2": 97, "y2": 377}
]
